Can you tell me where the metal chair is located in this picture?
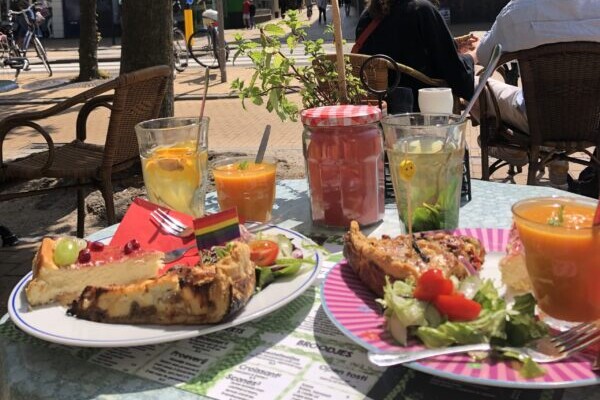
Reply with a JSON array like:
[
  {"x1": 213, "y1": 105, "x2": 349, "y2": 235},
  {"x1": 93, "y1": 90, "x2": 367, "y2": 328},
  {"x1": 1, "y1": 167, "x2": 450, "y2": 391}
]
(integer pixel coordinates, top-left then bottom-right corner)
[{"x1": 0, "y1": 65, "x2": 171, "y2": 237}]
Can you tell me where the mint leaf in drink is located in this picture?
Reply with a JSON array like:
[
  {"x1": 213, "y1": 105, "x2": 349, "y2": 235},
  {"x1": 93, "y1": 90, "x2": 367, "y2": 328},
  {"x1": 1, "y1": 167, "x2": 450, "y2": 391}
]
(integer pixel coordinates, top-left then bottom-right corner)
[
  {"x1": 237, "y1": 161, "x2": 249, "y2": 171},
  {"x1": 547, "y1": 205, "x2": 565, "y2": 226}
]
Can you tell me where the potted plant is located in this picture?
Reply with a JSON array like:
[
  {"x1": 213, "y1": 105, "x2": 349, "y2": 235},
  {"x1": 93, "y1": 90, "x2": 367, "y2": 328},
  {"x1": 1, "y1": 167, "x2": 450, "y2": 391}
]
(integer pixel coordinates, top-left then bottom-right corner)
[{"x1": 230, "y1": 10, "x2": 369, "y2": 121}]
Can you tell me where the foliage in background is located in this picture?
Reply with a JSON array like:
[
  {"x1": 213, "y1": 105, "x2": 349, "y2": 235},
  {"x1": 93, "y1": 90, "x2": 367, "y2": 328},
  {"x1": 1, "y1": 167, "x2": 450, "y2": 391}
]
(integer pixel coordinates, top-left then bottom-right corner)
[{"x1": 231, "y1": 11, "x2": 367, "y2": 122}]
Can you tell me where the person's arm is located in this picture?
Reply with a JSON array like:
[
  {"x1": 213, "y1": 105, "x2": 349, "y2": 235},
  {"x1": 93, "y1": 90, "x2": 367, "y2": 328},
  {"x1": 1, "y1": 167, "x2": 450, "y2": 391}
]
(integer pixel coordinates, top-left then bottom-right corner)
[
  {"x1": 417, "y1": 4, "x2": 474, "y2": 100},
  {"x1": 476, "y1": 22, "x2": 498, "y2": 67}
]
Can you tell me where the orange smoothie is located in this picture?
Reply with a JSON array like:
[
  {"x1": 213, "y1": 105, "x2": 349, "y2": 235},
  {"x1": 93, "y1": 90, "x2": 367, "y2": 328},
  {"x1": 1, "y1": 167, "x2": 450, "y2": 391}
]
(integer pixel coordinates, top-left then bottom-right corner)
[
  {"x1": 512, "y1": 197, "x2": 600, "y2": 322},
  {"x1": 213, "y1": 158, "x2": 277, "y2": 223}
]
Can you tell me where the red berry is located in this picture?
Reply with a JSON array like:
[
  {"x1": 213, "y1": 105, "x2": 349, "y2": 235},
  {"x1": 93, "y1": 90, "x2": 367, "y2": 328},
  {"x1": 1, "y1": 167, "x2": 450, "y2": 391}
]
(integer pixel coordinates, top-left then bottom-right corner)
[
  {"x1": 124, "y1": 242, "x2": 134, "y2": 254},
  {"x1": 89, "y1": 241, "x2": 104, "y2": 251},
  {"x1": 130, "y1": 239, "x2": 140, "y2": 250},
  {"x1": 78, "y1": 248, "x2": 92, "y2": 263}
]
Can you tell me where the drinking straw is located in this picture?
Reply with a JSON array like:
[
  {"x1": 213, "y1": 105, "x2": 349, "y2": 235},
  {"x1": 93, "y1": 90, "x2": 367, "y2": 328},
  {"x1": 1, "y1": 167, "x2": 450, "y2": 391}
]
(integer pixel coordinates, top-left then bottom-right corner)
[
  {"x1": 198, "y1": 68, "x2": 210, "y2": 122},
  {"x1": 330, "y1": 0, "x2": 348, "y2": 104},
  {"x1": 255, "y1": 125, "x2": 271, "y2": 164},
  {"x1": 459, "y1": 44, "x2": 502, "y2": 123}
]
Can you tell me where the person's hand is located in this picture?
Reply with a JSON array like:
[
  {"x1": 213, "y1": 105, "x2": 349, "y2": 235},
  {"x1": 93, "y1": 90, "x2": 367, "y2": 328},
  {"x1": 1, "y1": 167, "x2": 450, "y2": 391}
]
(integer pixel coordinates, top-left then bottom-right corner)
[
  {"x1": 465, "y1": 48, "x2": 479, "y2": 65},
  {"x1": 455, "y1": 33, "x2": 479, "y2": 54}
]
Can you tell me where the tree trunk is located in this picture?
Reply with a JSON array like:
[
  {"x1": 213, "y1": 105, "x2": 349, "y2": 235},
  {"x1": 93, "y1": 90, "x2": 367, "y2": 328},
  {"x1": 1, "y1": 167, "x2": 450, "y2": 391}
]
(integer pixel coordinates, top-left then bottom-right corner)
[
  {"x1": 75, "y1": 0, "x2": 102, "y2": 81},
  {"x1": 120, "y1": 0, "x2": 174, "y2": 117}
]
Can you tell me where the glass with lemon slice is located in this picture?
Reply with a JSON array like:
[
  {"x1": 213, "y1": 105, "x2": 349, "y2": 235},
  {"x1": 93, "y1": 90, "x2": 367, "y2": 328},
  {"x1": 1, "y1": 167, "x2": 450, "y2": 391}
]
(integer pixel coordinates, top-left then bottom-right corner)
[
  {"x1": 135, "y1": 117, "x2": 209, "y2": 217},
  {"x1": 382, "y1": 114, "x2": 466, "y2": 232}
]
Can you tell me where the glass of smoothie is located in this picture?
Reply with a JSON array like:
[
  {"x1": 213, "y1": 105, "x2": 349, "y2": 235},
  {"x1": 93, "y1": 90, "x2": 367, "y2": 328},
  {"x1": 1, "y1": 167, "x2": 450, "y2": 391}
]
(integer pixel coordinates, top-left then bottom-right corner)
[
  {"x1": 382, "y1": 114, "x2": 466, "y2": 232},
  {"x1": 512, "y1": 196, "x2": 600, "y2": 323},
  {"x1": 135, "y1": 117, "x2": 209, "y2": 217},
  {"x1": 212, "y1": 156, "x2": 277, "y2": 223}
]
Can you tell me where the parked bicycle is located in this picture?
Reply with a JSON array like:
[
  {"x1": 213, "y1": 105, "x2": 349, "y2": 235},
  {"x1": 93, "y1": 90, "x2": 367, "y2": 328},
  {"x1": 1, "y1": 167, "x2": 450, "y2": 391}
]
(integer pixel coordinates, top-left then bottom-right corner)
[
  {"x1": 0, "y1": 3, "x2": 52, "y2": 78},
  {"x1": 187, "y1": 9, "x2": 229, "y2": 69},
  {"x1": 173, "y1": 26, "x2": 188, "y2": 72}
]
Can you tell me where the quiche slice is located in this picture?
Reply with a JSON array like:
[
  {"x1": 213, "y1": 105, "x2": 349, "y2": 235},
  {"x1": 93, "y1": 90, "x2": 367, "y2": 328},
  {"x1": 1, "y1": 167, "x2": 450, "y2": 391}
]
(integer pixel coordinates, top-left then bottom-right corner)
[
  {"x1": 26, "y1": 238, "x2": 163, "y2": 306},
  {"x1": 67, "y1": 242, "x2": 255, "y2": 325},
  {"x1": 343, "y1": 221, "x2": 486, "y2": 296}
]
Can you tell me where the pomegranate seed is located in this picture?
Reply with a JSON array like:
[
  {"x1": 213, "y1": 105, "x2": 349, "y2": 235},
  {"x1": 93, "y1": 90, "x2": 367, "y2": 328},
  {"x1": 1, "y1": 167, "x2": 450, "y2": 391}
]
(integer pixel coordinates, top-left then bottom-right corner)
[
  {"x1": 89, "y1": 241, "x2": 105, "y2": 251},
  {"x1": 124, "y1": 242, "x2": 134, "y2": 254},
  {"x1": 78, "y1": 249, "x2": 92, "y2": 263},
  {"x1": 130, "y1": 239, "x2": 140, "y2": 250}
]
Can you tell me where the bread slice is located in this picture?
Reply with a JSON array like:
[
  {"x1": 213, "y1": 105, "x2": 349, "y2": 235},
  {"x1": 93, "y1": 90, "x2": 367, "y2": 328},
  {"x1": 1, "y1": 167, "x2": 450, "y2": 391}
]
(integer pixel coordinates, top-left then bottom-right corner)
[
  {"x1": 26, "y1": 238, "x2": 164, "y2": 306},
  {"x1": 67, "y1": 242, "x2": 255, "y2": 325},
  {"x1": 343, "y1": 221, "x2": 485, "y2": 296}
]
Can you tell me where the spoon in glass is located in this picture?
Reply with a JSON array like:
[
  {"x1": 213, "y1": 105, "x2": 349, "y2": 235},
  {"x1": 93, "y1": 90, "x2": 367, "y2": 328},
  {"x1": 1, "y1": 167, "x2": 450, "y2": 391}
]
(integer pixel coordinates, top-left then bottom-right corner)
[{"x1": 255, "y1": 125, "x2": 271, "y2": 164}]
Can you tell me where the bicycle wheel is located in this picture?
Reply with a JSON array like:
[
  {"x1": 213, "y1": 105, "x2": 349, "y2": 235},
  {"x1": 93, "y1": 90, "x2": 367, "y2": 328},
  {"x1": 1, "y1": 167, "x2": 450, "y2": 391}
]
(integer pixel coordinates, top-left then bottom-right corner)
[
  {"x1": 187, "y1": 28, "x2": 219, "y2": 69},
  {"x1": 173, "y1": 28, "x2": 188, "y2": 72},
  {"x1": 32, "y1": 36, "x2": 52, "y2": 76}
]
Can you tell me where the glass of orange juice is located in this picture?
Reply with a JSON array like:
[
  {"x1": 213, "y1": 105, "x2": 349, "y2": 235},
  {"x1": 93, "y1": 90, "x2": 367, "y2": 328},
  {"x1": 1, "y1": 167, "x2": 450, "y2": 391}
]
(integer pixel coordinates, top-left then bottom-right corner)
[
  {"x1": 135, "y1": 117, "x2": 209, "y2": 217},
  {"x1": 512, "y1": 196, "x2": 600, "y2": 322},
  {"x1": 212, "y1": 156, "x2": 277, "y2": 223}
]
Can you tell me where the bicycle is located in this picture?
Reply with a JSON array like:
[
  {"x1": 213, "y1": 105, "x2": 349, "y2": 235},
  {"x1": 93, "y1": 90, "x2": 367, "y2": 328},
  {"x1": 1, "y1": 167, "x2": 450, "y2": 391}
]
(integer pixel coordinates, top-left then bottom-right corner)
[
  {"x1": 3, "y1": 3, "x2": 52, "y2": 77},
  {"x1": 173, "y1": 27, "x2": 188, "y2": 72},
  {"x1": 187, "y1": 10, "x2": 229, "y2": 69}
]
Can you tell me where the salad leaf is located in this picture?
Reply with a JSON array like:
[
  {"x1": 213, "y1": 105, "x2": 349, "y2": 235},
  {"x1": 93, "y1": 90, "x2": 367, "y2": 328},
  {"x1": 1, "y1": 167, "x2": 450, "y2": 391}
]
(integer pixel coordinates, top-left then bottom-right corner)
[
  {"x1": 378, "y1": 277, "x2": 428, "y2": 345},
  {"x1": 504, "y1": 293, "x2": 548, "y2": 346},
  {"x1": 502, "y1": 351, "x2": 546, "y2": 379},
  {"x1": 417, "y1": 309, "x2": 506, "y2": 348},
  {"x1": 473, "y1": 280, "x2": 506, "y2": 311},
  {"x1": 255, "y1": 266, "x2": 275, "y2": 290}
]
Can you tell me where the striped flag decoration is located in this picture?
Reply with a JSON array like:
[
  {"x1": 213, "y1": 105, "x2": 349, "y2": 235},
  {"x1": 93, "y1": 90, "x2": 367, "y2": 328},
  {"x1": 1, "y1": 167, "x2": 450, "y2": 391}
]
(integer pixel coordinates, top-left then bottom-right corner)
[{"x1": 193, "y1": 208, "x2": 241, "y2": 250}]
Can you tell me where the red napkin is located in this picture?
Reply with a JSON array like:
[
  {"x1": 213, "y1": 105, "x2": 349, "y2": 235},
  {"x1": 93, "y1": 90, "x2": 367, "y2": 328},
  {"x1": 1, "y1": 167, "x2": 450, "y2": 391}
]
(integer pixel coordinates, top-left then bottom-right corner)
[{"x1": 110, "y1": 198, "x2": 198, "y2": 274}]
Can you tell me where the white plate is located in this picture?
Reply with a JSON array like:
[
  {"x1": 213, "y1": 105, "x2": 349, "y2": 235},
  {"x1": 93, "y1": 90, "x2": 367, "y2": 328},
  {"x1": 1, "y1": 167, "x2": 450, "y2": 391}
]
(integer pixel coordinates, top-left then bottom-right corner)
[{"x1": 8, "y1": 224, "x2": 321, "y2": 347}]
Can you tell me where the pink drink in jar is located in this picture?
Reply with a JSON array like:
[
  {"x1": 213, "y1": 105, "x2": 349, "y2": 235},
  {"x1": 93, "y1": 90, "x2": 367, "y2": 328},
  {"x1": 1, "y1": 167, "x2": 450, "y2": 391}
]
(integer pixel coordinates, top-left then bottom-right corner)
[{"x1": 302, "y1": 105, "x2": 385, "y2": 228}]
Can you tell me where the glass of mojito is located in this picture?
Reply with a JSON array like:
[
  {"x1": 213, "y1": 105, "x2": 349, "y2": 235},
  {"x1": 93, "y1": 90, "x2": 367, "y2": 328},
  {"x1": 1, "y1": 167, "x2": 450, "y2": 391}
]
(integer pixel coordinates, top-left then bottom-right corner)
[{"x1": 382, "y1": 113, "x2": 466, "y2": 232}]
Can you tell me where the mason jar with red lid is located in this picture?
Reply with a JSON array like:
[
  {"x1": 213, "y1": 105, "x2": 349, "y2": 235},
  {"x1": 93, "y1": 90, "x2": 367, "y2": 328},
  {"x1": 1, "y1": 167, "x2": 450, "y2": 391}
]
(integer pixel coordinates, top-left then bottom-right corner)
[{"x1": 301, "y1": 105, "x2": 385, "y2": 228}]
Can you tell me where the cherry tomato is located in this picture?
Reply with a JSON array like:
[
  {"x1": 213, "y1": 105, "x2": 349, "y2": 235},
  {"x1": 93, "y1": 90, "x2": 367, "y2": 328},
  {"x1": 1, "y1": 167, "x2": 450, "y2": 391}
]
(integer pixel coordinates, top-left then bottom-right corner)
[
  {"x1": 433, "y1": 294, "x2": 482, "y2": 321},
  {"x1": 413, "y1": 269, "x2": 454, "y2": 301},
  {"x1": 249, "y1": 240, "x2": 279, "y2": 266}
]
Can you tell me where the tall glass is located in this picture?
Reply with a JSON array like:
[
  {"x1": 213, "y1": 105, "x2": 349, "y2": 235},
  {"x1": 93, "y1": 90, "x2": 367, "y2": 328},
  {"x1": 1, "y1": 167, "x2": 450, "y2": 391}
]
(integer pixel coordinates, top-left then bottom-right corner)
[
  {"x1": 135, "y1": 117, "x2": 209, "y2": 217},
  {"x1": 511, "y1": 196, "x2": 600, "y2": 322},
  {"x1": 213, "y1": 156, "x2": 277, "y2": 223},
  {"x1": 382, "y1": 114, "x2": 466, "y2": 232}
]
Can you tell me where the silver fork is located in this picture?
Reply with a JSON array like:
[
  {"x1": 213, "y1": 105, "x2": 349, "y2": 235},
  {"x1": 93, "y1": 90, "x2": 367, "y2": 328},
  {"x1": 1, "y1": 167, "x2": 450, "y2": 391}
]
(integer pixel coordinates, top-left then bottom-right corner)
[
  {"x1": 163, "y1": 245, "x2": 197, "y2": 263},
  {"x1": 150, "y1": 208, "x2": 194, "y2": 237},
  {"x1": 368, "y1": 321, "x2": 600, "y2": 367}
]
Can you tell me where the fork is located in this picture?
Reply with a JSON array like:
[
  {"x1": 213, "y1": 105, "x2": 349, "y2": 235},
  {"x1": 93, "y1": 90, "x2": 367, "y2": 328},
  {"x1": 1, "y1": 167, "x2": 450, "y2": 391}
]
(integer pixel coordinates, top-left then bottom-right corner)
[
  {"x1": 150, "y1": 208, "x2": 269, "y2": 238},
  {"x1": 368, "y1": 321, "x2": 600, "y2": 367},
  {"x1": 150, "y1": 208, "x2": 194, "y2": 238},
  {"x1": 163, "y1": 245, "x2": 197, "y2": 263}
]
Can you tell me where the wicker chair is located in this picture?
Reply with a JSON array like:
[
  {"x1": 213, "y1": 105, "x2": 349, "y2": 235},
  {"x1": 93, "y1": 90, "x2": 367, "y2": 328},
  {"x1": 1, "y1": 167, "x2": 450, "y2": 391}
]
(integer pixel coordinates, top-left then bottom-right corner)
[
  {"x1": 0, "y1": 65, "x2": 171, "y2": 237},
  {"x1": 479, "y1": 42, "x2": 600, "y2": 185}
]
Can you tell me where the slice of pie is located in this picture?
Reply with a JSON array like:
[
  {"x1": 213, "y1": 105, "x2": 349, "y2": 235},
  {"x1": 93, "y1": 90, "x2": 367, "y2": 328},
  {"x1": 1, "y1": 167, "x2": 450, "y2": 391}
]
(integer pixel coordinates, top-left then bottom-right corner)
[
  {"x1": 67, "y1": 242, "x2": 255, "y2": 325},
  {"x1": 343, "y1": 221, "x2": 486, "y2": 296},
  {"x1": 26, "y1": 238, "x2": 164, "y2": 306}
]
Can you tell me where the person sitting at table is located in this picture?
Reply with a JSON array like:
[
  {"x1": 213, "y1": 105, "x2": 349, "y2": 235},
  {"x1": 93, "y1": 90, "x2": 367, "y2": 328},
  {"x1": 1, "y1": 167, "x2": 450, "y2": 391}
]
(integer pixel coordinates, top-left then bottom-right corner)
[
  {"x1": 468, "y1": 0, "x2": 600, "y2": 183},
  {"x1": 354, "y1": 0, "x2": 477, "y2": 109}
]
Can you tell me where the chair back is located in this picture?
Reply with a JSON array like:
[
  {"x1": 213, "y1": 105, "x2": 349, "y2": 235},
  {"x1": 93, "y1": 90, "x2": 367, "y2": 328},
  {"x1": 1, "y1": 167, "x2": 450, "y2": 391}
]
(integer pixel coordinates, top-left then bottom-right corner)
[
  {"x1": 102, "y1": 66, "x2": 171, "y2": 170},
  {"x1": 515, "y1": 42, "x2": 600, "y2": 149}
]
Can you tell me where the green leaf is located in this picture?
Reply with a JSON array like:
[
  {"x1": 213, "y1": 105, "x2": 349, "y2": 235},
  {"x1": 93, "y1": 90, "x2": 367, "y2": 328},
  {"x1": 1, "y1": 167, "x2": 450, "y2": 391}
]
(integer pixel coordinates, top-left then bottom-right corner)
[{"x1": 263, "y1": 24, "x2": 286, "y2": 37}]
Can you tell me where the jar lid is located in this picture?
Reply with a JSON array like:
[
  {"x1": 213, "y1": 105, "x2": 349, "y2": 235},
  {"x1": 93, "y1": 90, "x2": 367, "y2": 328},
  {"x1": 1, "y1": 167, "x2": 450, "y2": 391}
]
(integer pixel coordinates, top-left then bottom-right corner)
[{"x1": 300, "y1": 105, "x2": 382, "y2": 127}]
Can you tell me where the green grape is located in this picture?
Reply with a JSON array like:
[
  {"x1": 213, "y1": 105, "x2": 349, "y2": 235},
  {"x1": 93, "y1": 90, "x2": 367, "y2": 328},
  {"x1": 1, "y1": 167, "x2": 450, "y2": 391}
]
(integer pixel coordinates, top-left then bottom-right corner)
[{"x1": 53, "y1": 238, "x2": 79, "y2": 266}]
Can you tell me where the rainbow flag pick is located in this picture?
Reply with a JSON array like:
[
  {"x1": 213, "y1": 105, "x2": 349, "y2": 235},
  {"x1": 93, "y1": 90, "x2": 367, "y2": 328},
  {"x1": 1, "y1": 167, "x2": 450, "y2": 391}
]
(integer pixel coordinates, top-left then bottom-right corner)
[{"x1": 193, "y1": 208, "x2": 241, "y2": 250}]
